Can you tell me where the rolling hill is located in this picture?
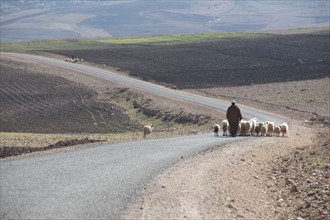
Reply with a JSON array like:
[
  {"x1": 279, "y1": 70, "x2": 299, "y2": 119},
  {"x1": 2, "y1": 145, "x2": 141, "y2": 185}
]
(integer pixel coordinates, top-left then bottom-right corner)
[{"x1": 1, "y1": 0, "x2": 329, "y2": 41}]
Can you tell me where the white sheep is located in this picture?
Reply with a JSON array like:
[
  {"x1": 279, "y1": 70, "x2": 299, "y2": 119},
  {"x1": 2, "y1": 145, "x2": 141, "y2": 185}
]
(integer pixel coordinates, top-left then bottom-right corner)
[
  {"x1": 213, "y1": 124, "x2": 220, "y2": 136},
  {"x1": 249, "y1": 118, "x2": 258, "y2": 136},
  {"x1": 143, "y1": 125, "x2": 153, "y2": 138},
  {"x1": 239, "y1": 120, "x2": 247, "y2": 136},
  {"x1": 274, "y1": 125, "x2": 281, "y2": 137},
  {"x1": 255, "y1": 125, "x2": 260, "y2": 136},
  {"x1": 266, "y1": 121, "x2": 275, "y2": 136},
  {"x1": 255, "y1": 122, "x2": 264, "y2": 136},
  {"x1": 245, "y1": 120, "x2": 253, "y2": 136},
  {"x1": 281, "y1": 122, "x2": 289, "y2": 137},
  {"x1": 260, "y1": 125, "x2": 268, "y2": 137},
  {"x1": 65, "y1": 58, "x2": 82, "y2": 63},
  {"x1": 221, "y1": 120, "x2": 229, "y2": 136}
]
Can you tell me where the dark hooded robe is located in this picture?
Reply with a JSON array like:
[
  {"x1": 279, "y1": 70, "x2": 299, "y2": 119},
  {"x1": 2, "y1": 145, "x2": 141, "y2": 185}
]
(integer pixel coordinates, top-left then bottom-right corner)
[{"x1": 226, "y1": 103, "x2": 243, "y2": 136}]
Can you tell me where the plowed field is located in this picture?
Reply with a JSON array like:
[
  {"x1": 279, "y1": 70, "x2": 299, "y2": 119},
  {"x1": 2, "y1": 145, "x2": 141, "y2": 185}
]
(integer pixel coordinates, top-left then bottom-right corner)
[
  {"x1": 0, "y1": 59, "x2": 140, "y2": 134},
  {"x1": 50, "y1": 32, "x2": 330, "y2": 89}
]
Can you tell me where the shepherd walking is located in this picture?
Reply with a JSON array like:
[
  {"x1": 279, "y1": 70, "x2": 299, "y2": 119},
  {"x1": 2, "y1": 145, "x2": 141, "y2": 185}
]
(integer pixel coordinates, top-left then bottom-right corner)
[{"x1": 226, "y1": 100, "x2": 243, "y2": 137}]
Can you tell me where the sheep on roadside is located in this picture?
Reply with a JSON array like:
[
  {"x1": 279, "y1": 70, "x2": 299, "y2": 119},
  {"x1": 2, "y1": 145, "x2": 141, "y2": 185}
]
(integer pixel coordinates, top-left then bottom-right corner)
[
  {"x1": 274, "y1": 125, "x2": 281, "y2": 137},
  {"x1": 255, "y1": 125, "x2": 260, "y2": 136},
  {"x1": 239, "y1": 120, "x2": 247, "y2": 136},
  {"x1": 245, "y1": 120, "x2": 253, "y2": 136},
  {"x1": 213, "y1": 124, "x2": 220, "y2": 136},
  {"x1": 281, "y1": 122, "x2": 289, "y2": 137},
  {"x1": 65, "y1": 57, "x2": 82, "y2": 63},
  {"x1": 237, "y1": 122, "x2": 241, "y2": 135},
  {"x1": 66, "y1": 58, "x2": 77, "y2": 63},
  {"x1": 221, "y1": 120, "x2": 229, "y2": 136},
  {"x1": 255, "y1": 122, "x2": 264, "y2": 136},
  {"x1": 249, "y1": 118, "x2": 258, "y2": 136},
  {"x1": 267, "y1": 121, "x2": 275, "y2": 136},
  {"x1": 260, "y1": 125, "x2": 268, "y2": 137},
  {"x1": 143, "y1": 125, "x2": 153, "y2": 138}
]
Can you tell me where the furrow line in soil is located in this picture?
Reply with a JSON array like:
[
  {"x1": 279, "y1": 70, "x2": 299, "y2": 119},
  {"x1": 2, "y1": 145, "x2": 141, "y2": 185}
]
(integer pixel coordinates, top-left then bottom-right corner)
[
  {"x1": 11, "y1": 82, "x2": 52, "y2": 111},
  {"x1": 73, "y1": 100, "x2": 97, "y2": 122},
  {"x1": 0, "y1": 83, "x2": 37, "y2": 112},
  {"x1": 0, "y1": 85, "x2": 87, "y2": 123},
  {"x1": 54, "y1": 103, "x2": 101, "y2": 122},
  {"x1": 14, "y1": 81, "x2": 41, "y2": 99},
  {"x1": 103, "y1": 117, "x2": 138, "y2": 132},
  {"x1": 5, "y1": 82, "x2": 101, "y2": 122},
  {"x1": 2, "y1": 83, "x2": 72, "y2": 120},
  {"x1": 81, "y1": 99, "x2": 106, "y2": 121},
  {"x1": 38, "y1": 101, "x2": 97, "y2": 122},
  {"x1": 0, "y1": 87, "x2": 20, "y2": 108}
]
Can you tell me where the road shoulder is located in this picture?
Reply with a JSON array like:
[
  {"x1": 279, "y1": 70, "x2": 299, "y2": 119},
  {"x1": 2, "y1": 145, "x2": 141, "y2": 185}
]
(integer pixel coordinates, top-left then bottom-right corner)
[{"x1": 125, "y1": 122, "x2": 315, "y2": 219}]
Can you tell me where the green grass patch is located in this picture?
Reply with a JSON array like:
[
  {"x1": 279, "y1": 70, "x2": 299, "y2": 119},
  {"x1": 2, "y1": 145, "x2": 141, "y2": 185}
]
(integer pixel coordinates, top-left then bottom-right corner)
[
  {"x1": 0, "y1": 39, "x2": 107, "y2": 52},
  {"x1": 1, "y1": 32, "x2": 263, "y2": 52},
  {"x1": 2, "y1": 27, "x2": 328, "y2": 52},
  {"x1": 96, "y1": 32, "x2": 261, "y2": 45}
]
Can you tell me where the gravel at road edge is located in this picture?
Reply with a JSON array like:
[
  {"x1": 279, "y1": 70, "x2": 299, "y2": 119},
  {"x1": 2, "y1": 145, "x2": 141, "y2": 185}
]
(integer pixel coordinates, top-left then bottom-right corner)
[{"x1": 124, "y1": 122, "x2": 318, "y2": 219}]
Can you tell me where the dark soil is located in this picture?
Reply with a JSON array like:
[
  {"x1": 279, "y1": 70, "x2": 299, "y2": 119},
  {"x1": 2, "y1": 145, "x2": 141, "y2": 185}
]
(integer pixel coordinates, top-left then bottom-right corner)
[
  {"x1": 0, "y1": 59, "x2": 141, "y2": 134},
  {"x1": 49, "y1": 31, "x2": 330, "y2": 89}
]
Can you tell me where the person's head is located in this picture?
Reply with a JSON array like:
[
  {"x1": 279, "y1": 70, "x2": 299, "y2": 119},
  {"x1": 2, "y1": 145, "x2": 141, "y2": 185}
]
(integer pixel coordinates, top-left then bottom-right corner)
[{"x1": 231, "y1": 100, "x2": 236, "y2": 106}]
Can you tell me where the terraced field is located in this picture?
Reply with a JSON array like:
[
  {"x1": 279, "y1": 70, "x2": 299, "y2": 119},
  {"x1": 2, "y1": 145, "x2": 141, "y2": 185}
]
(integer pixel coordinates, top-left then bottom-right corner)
[{"x1": 0, "y1": 59, "x2": 140, "y2": 134}]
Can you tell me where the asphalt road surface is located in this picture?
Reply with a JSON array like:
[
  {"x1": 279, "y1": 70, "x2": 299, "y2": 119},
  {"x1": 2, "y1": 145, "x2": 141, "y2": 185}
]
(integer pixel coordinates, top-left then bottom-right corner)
[{"x1": 1, "y1": 53, "x2": 287, "y2": 219}]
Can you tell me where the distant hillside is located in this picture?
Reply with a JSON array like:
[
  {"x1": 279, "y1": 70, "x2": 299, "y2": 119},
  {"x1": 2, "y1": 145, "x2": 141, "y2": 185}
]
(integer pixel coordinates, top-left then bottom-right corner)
[{"x1": 1, "y1": 0, "x2": 329, "y2": 42}]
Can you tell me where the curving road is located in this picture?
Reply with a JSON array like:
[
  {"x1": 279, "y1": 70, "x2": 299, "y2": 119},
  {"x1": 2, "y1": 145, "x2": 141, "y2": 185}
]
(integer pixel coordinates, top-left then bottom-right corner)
[
  {"x1": 0, "y1": 53, "x2": 287, "y2": 219},
  {"x1": 2, "y1": 53, "x2": 286, "y2": 123}
]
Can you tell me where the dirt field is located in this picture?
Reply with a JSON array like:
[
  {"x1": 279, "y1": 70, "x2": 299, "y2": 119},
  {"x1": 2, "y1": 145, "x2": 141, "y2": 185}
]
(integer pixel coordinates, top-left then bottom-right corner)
[
  {"x1": 193, "y1": 78, "x2": 330, "y2": 125},
  {"x1": 1, "y1": 29, "x2": 329, "y2": 219},
  {"x1": 0, "y1": 58, "x2": 142, "y2": 134},
  {"x1": 49, "y1": 31, "x2": 329, "y2": 89},
  {"x1": 0, "y1": 56, "x2": 220, "y2": 158}
]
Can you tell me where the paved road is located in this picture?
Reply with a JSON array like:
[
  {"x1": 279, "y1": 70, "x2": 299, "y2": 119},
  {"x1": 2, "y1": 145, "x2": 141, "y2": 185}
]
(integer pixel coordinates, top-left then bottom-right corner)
[
  {"x1": 1, "y1": 134, "x2": 246, "y2": 219},
  {"x1": 2, "y1": 53, "x2": 286, "y2": 123},
  {"x1": 1, "y1": 53, "x2": 287, "y2": 219}
]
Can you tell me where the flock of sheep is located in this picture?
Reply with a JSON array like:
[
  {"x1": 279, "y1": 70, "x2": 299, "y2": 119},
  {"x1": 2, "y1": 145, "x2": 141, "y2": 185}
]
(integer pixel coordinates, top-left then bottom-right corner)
[
  {"x1": 143, "y1": 118, "x2": 288, "y2": 139},
  {"x1": 213, "y1": 118, "x2": 289, "y2": 137},
  {"x1": 65, "y1": 57, "x2": 83, "y2": 63}
]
